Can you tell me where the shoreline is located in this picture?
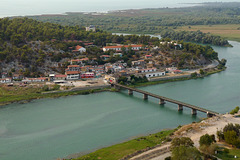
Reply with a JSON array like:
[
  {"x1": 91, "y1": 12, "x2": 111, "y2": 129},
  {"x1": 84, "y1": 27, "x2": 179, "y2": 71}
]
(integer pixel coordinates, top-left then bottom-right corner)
[
  {"x1": 70, "y1": 112, "x2": 240, "y2": 160},
  {"x1": 0, "y1": 67, "x2": 226, "y2": 107}
]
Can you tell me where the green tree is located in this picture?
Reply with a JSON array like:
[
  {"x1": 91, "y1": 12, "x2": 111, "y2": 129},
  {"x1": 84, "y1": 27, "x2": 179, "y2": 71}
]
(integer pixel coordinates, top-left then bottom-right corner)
[
  {"x1": 171, "y1": 137, "x2": 201, "y2": 160},
  {"x1": 199, "y1": 134, "x2": 214, "y2": 146}
]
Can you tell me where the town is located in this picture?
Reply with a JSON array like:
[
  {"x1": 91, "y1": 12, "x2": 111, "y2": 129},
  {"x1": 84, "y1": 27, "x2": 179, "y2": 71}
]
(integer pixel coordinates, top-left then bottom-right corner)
[{"x1": 0, "y1": 25, "x2": 220, "y2": 91}]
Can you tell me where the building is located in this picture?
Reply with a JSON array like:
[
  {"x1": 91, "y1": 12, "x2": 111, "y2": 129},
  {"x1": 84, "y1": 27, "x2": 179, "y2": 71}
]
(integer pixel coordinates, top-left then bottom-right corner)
[
  {"x1": 0, "y1": 78, "x2": 12, "y2": 83},
  {"x1": 146, "y1": 71, "x2": 166, "y2": 78},
  {"x1": 103, "y1": 45, "x2": 142, "y2": 52},
  {"x1": 55, "y1": 75, "x2": 67, "y2": 80},
  {"x1": 145, "y1": 55, "x2": 152, "y2": 59},
  {"x1": 100, "y1": 55, "x2": 110, "y2": 60},
  {"x1": 81, "y1": 72, "x2": 95, "y2": 79},
  {"x1": 132, "y1": 60, "x2": 145, "y2": 67},
  {"x1": 137, "y1": 68, "x2": 157, "y2": 73},
  {"x1": 66, "y1": 71, "x2": 80, "y2": 80},
  {"x1": 72, "y1": 45, "x2": 86, "y2": 53},
  {"x1": 22, "y1": 77, "x2": 47, "y2": 82},
  {"x1": 66, "y1": 65, "x2": 80, "y2": 71},
  {"x1": 86, "y1": 25, "x2": 96, "y2": 32}
]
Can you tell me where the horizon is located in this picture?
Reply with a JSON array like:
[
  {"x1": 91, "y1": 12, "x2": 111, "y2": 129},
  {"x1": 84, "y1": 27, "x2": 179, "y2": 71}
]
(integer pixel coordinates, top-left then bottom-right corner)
[{"x1": 0, "y1": 0, "x2": 238, "y2": 18}]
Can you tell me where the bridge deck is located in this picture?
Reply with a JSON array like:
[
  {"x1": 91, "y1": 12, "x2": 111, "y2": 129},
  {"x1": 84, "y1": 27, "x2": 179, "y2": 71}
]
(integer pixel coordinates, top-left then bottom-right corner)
[{"x1": 113, "y1": 83, "x2": 219, "y2": 116}]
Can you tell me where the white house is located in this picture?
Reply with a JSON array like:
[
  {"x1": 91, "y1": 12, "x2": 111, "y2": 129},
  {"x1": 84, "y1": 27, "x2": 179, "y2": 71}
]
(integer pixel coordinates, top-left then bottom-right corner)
[
  {"x1": 66, "y1": 71, "x2": 80, "y2": 80},
  {"x1": 0, "y1": 78, "x2": 12, "y2": 83},
  {"x1": 73, "y1": 45, "x2": 86, "y2": 53},
  {"x1": 146, "y1": 71, "x2": 166, "y2": 78},
  {"x1": 103, "y1": 45, "x2": 142, "y2": 52},
  {"x1": 86, "y1": 25, "x2": 96, "y2": 32},
  {"x1": 139, "y1": 68, "x2": 157, "y2": 73}
]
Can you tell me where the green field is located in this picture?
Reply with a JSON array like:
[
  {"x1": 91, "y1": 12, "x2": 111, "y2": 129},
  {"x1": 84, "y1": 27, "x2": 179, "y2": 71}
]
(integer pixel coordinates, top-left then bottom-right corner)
[
  {"x1": 0, "y1": 85, "x2": 108, "y2": 106},
  {"x1": 74, "y1": 130, "x2": 174, "y2": 160},
  {"x1": 216, "y1": 148, "x2": 240, "y2": 160},
  {"x1": 176, "y1": 24, "x2": 240, "y2": 42}
]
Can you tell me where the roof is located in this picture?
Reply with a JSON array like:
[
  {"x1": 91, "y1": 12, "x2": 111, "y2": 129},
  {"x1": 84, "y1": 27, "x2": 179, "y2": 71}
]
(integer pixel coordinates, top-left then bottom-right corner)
[
  {"x1": 75, "y1": 45, "x2": 84, "y2": 50},
  {"x1": 103, "y1": 45, "x2": 142, "y2": 49},
  {"x1": 80, "y1": 58, "x2": 89, "y2": 61},
  {"x1": 100, "y1": 55, "x2": 110, "y2": 57},
  {"x1": 55, "y1": 75, "x2": 67, "y2": 78},
  {"x1": 68, "y1": 65, "x2": 79, "y2": 68},
  {"x1": 66, "y1": 71, "x2": 80, "y2": 75}
]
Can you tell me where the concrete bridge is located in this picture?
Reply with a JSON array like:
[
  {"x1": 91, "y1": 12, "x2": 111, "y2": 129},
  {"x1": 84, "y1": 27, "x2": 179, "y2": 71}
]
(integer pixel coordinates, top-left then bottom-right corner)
[{"x1": 111, "y1": 83, "x2": 220, "y2": 117}]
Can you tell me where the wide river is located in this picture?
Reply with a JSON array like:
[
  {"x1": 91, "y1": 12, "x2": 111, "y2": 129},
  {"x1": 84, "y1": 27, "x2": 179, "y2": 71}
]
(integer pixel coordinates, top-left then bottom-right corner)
[{"x1": 0, "y1": 41, "x2": 239, "y2": 160}]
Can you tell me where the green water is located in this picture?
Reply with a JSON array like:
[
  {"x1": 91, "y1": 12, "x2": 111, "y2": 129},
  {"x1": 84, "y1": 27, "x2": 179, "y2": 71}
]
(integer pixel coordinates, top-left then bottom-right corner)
[{"x1": 0, "y1": 41, "x2": 239, "y2": 160}]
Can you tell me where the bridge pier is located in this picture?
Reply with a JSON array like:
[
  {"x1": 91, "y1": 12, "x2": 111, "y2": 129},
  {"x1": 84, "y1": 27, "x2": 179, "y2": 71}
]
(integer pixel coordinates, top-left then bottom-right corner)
[
  {"x1": 178, "y1": 104, "x2": 183, "y2": 111},
  {"x1": 159, "y1": 98, "x2": 165, "y2": 105},
  {"x1": 207, "y1": 112, "x2": 214, "y2": 118},
  {"x1": 143, "y1": 94, "x2": 148, "y2": 100},
  {"x1": 192, "y1": 109, "x2": 197, "y2": 115},
  {"x1": 128, "y1": 89, "x2": 133, "y2": 95}
]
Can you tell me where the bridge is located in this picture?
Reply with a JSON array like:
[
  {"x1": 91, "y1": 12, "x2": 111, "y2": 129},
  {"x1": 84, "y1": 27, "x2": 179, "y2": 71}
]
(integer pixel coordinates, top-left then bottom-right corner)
[{"x1": 111, "y1": 83, "x2": 220, "y2": 117}]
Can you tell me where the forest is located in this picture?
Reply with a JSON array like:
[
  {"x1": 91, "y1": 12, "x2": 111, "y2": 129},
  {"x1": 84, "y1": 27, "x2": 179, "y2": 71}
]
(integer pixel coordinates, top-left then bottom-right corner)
[{"x1": 28, "y1": 2, "x2": 240, "y2": 46}]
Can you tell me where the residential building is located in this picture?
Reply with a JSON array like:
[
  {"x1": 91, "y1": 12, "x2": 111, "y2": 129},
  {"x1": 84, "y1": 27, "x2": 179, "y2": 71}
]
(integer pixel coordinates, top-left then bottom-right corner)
[
  {"x1": 146, "y1": 71, "x2": 166, "y2": 78},
  {"x1": 100, "y1": 55, "x2": 110, "y2": 60},
  {"x1": 86, "y1": 25, "x2": 96, "y2": 32},
  {"x1": 66, "y1": 71, "x2": 80, "y2": 80},
  {"x1": 102, "y1": 45, "x2": 142, "y2": 52},
  {"x1": 81, "y1": 72, "x2": 95, "y2": 78},
  {"x1": 72, "y1": 45, "x2": 86, "y2": 53},
  {"x1": 0, "y1": 78, "x2": 12, "y2": 83},
  {"x1": 55, "y1": 75, "x2": 67, "y2": 80}
]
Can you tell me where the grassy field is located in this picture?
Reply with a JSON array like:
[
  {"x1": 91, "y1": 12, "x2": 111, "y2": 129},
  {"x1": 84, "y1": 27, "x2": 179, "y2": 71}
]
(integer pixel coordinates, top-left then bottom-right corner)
[
  {"x1": 216, "y1": 148, "x2": 240, "y2": 160},
  {"x1": 0, "y1": 84, "x2": 108, "y2": 106},
  {"x1": 74, "y1": 129, "x2": 174, "y2": 160},
  {"x1": 175, "y1": 24, "x2": 240, "y2": 42}
]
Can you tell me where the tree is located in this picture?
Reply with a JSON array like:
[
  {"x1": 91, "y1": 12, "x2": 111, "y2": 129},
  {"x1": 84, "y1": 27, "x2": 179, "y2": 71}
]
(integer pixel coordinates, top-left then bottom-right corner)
[
  {"x1": 171, "y1": 137, "x2": 201, "y2": 160},
  {"x1": 199, "y1": 69, "x2": 204, "y2": 75},
  {"x1": 224, "y1": 130, "x2": 238, "y2": 145},
  {"x1": 199, "y1": 134, "x2": 214, "y2": 146}
]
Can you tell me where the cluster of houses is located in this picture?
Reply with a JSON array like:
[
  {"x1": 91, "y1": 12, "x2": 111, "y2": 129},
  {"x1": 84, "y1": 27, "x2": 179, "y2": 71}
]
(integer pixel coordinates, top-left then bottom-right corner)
[{"x1": 0, "y1": 40, "x2": 186, "y2": 84}]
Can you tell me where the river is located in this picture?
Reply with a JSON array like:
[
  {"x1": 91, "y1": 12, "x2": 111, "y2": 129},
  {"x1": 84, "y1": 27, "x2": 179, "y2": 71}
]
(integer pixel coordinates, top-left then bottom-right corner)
[{"x1": 0, "y1": 41, "x2": 239, "y2": 160}]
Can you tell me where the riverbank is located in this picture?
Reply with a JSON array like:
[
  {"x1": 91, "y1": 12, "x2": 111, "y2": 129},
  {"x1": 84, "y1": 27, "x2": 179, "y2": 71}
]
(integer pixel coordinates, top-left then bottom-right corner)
[
  {"x1": 71, "y1": 112, "x2": 240, "y2": 160},
  {"x1": 69, "y1": 129, "x2": 175, "y2": 160},
  {"x1": 130, "y1": 67, "x2": 226, "y2": 88},
  {"x1": 0, "y1": 86, "x2": 110, "y2": 107},
  {"x1": 0, "y1": 67, "x2": 225, "y2": 106}
]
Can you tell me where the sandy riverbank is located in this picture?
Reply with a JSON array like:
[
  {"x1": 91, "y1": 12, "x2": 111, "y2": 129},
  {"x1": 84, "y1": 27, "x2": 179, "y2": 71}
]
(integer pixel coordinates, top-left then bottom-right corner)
[{"x1": 130, "y1": 112, "x2": 240, "y2": 160}]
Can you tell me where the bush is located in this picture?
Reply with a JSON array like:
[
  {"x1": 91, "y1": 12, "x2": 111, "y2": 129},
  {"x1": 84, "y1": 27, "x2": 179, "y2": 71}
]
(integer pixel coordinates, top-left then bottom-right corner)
[
  {"x1": 230, "y1": 106, "x2": 239, "y2": 115},
  {"x1": 199, "y1": 134, "x2": 214, "y2": 146},
  {"x1": 42, "y1": 85, "x2": 49, "y2": 91}
]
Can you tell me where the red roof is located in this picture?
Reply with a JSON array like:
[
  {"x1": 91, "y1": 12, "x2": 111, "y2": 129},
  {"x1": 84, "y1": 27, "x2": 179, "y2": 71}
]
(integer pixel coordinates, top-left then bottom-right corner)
[
  {"x1": 66, "y1": 71, "x2": 80, "y2": 75},
  {"x1": 103, "y1": 45, "x2": 142, "y2": 49},
  {"x1": 145, "y1": 55, "x2": 152, "y2": 57},
  {"x1": 68, "y1": 65, "x2": 79, "y2": 68},
  {"x1": 55, "y1": 74, "x2": 67, "y2": 78},
  {"x1": 75, "y1": 45, "x2": 83, "y2": 50},
  {"x1": 100, "y1": 55, "x2": 110, "y2": 57},
  {"x1": 80, "y1": 58, "x2": 89, "y2": 61}
]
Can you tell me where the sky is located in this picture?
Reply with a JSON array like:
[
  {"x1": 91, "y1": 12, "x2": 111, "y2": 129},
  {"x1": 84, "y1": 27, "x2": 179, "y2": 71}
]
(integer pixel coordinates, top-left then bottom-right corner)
[{"x1": 0, "y1": 0, "x2": 238, "y2": 17}]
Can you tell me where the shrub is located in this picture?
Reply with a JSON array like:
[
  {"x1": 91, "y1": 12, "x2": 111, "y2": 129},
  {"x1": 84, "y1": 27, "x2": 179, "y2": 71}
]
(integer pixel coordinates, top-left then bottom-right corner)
[
  {"x1": 230, "y1": 106, "x2": 239, "y2": 115},
  {"x1": 199, "y1": 134, "x2": 214, "y2": 146}
]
